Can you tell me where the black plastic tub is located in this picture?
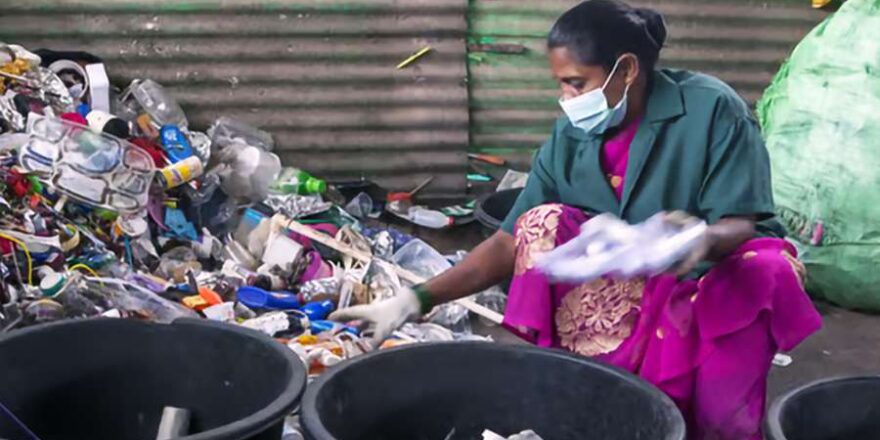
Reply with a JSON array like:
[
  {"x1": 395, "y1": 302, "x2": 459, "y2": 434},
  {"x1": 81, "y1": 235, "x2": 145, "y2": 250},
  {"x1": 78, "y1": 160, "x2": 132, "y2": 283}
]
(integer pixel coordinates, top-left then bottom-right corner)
[
  {"x1": 301, "y1": 342, "x2": 685, "y2": 440},
  {"x1": 766, "y1": 376, "x2": 880, "y2": 440},
  {"x1": 0, "y1": 318, "x2": 307, "y2": 440},
  {"x1": 475, "y1": 188, "x2": 523, "y2": 236}
]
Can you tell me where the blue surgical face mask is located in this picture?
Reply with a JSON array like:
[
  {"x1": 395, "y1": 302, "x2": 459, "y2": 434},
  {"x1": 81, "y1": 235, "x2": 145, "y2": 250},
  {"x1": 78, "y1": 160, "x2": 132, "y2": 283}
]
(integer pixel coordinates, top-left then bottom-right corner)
[{"x1": 559, "y1": 57, "x2": 630, "y2": 135}]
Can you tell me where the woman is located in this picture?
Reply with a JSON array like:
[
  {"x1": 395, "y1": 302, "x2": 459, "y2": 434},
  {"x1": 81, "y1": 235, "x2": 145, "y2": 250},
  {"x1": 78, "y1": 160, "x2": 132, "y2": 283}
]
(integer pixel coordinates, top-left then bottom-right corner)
[{"x1": 332, "y1": 1, "x2": 821, "y2": 438}]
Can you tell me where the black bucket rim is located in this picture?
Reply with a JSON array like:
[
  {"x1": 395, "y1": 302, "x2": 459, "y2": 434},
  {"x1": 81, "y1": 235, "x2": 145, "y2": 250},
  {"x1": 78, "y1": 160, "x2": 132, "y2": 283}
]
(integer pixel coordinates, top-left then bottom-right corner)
[
  {"x1": 300, "y1": 341, "x2": 686, "y2": 440},
  {"x1": 0, "y1": 317, "x2": 307, "y2": 440},
  {"x1": 765, "y1": 374, "x2": 880, "y2": 440},
  {"x1": 474, "y1": 188, "x2": 523, "y2": 232}
]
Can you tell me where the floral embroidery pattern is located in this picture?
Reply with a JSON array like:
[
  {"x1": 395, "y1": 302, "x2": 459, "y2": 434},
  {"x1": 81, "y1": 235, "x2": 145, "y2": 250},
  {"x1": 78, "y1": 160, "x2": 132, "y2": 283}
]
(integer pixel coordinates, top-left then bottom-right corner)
[
  {"x1": 556, "y1": 278, "x2": 645, "y2": 356},
  {"x1": 513, "y1": 204, "x2": 564, "y2": 276}
]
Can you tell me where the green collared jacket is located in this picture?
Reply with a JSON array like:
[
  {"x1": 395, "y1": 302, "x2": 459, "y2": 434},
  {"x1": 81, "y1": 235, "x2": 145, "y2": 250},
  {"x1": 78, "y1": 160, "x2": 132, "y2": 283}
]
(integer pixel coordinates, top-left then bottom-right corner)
[{"x1": 501, "y1": 68, "x2": 781, "y2": 237}]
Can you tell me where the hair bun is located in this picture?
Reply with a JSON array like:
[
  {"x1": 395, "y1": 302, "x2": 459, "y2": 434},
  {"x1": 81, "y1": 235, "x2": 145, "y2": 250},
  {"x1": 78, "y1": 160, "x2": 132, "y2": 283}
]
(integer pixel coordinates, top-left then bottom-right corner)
[{"x1": 635, "y1": 7, "x2": 667, "y2": 48}]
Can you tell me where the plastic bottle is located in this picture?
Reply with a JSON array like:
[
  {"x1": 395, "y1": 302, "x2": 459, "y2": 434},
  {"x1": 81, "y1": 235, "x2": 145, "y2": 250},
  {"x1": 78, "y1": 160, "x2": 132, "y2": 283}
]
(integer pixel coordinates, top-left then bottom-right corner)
[
  {"x1": 208, "y1": 116, "x2": 274, "y2": 152},
  {"x1": 409, "y1": 207, "x2": 452, "y2": 229},
  {"x1": 232, "y1": 207, "x2": 267, "y2": 246},
  {"x1": 157, "y1": 156, "x2": 204, "y2": 189},
  {"x1": 272, "y1": 167, "x2": 327, "y2": 195},
  {"x1": 301, "y1": 300, "x2": 335, "y2": 321},
  {"x1": 130, "y1": 79, "x2": 188, "y2": 128},
  {"x1": 216, "y1": 143, "x2": 282, "y2": 202},
  {"x1": 236, "y1": 286, "x2": 300, "y2": 310}
]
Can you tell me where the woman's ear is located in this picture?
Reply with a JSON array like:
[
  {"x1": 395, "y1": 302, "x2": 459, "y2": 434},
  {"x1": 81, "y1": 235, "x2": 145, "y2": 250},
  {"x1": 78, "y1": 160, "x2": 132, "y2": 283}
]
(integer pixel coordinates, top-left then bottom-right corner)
[{"x1": 620, "y1": 53, "x2": 641, "y2": 86}]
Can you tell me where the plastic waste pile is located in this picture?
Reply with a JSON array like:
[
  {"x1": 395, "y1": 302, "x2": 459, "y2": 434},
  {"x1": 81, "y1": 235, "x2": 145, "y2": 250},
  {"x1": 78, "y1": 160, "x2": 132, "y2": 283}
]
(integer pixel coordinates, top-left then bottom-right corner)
[{"x1": 0, "y1": 42, "x2": 502, "y2": 377}]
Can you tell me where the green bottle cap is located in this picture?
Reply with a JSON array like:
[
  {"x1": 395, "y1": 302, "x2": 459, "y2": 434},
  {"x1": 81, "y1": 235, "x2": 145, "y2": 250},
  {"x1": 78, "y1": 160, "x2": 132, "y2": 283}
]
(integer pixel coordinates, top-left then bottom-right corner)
[{"x1": 304, "y1": 178, "x2": 327, "y2": 194}]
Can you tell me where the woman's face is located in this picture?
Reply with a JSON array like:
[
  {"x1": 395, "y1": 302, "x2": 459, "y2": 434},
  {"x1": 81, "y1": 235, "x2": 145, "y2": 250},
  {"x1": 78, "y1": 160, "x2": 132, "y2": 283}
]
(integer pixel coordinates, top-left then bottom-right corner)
[{"x1": 548, "y1": 46, "x2": 635, "y2": 106}]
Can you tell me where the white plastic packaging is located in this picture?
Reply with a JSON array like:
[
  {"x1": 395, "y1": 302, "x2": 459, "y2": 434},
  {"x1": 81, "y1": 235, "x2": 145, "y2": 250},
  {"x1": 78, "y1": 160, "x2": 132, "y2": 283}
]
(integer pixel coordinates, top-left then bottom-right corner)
[{"x1": 537, "y1": 213, "x2": 707, "y2": 283}]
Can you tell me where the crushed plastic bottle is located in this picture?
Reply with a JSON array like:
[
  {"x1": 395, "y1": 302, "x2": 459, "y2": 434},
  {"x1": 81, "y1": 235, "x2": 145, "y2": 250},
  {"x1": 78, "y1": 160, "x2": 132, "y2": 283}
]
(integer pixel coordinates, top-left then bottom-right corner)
[
  {"x1": 214, "y1": 142, "x2": 282, "y2": 203},
  {"x1": 208, "y1": 116, "x2": 274, "y2": 152},
  {"x1": 122, "y1": 79, "x2": 188, "y2": 128}
]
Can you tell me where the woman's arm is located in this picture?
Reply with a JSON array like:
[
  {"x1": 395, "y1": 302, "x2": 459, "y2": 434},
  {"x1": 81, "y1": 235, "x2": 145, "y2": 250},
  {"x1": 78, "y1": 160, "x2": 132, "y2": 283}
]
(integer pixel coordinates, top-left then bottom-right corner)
[
  {"x1": 705, "y1": 216, "x2": 755, "y2": 261},
  {"x1": 424, "y1": 230, "x2": 516, "y2": 304},
  {"x1": 675, "y1": 215, "x2": 755, "y2": 276},
  {"x1": 329, "y1": 230, "x2": 516, "y2": 344}
]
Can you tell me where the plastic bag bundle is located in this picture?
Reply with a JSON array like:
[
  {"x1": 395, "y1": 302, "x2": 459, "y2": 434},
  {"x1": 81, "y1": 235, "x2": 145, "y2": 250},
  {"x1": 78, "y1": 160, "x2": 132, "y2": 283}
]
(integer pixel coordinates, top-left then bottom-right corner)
[
  {"x1": 756, "y1": 0, "x2": 880, "y2": 310},
  {"x1": 536, "y1": 213, "x2": 706, "y2": 283}
]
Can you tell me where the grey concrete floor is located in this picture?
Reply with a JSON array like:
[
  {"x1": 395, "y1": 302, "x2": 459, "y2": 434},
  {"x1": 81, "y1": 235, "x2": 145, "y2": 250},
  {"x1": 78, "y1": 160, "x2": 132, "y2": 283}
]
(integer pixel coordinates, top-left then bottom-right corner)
[{"x1": 392, "y1": 218, "x2": 880, "y2": 403}]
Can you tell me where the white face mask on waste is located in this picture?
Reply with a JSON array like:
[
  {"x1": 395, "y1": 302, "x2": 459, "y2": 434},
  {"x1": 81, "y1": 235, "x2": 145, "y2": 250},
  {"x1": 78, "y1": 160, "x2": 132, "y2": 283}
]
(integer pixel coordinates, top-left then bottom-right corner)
[{"x1": 559, "y1": 57, "x2": 630, "y2": 135}]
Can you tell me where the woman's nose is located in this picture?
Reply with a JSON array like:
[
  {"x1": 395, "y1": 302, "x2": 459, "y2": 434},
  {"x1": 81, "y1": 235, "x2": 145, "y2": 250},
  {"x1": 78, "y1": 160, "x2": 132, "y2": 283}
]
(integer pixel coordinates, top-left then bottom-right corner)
[{"x1": 561, "y1": 86, "x2": 579, "y2": 101}]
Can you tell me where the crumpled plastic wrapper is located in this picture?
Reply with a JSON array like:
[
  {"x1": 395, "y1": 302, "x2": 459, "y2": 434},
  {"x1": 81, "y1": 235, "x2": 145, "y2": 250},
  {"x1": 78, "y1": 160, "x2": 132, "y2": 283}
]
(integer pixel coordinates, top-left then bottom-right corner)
[
  {"x1": 30, "y1": 67, "x2": 74, "y2": 113},
  {"x1": 366, "y1": 260, "x2": 401, "y2": 303},
  {"x1": 186, "y1": 130, "x2": 212, "y2": 164},
  {"x1": 264, "y1": 193, "x2": 332, "y2": 219},
  {"x1": 537, "y1": 213, "x2": 707, "y2": 283},
  {"x1": 474, "y1": 286, "x2": 506, "y2": 316},
  {"x1": 391, "y1": 238, "x2": 451, "y2": 280},
  {"x1": 0, "y1": 96, "x2": 25, "y2": 132},
  {"x1": 81, "y1": 277, "x2": 197, "y2": 323},
  {"x1": 298, "y1": 277, "x2": 340, "y2": 303},
  {"x1": 395, "y1": 323, "x2": 454, "y2": 342},
  {"x1": 370, "y1": 230, "x2": 395, "y2": 260},
  {"x1": 0, "y1": 43, "x2": 41, "y2": 68},
  {"x1": 344, "y1": 192, "x2": 374, "y2": 219},
  {"x1": 393, "y1": 322, "x2": 492, "y2": 343},
  {"x1": 0, "y1": 132, "x2": 27, "y2": 153},
  {"x1": 428, "y1": 302, "x2": 471, "y2": 334}
]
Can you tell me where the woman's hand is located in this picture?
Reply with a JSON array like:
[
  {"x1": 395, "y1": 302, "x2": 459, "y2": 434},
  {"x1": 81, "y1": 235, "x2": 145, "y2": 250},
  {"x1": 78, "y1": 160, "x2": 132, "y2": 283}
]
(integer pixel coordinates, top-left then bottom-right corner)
[
  {"x1": 671, "y1": 229, "x2": 716, "y2": 276},
  {"x1": 329, "y1": 287, "x2": 422, "y2": 347},
  {"x1": 667, "y1": 212, "x2": 756, "y2": 276}
]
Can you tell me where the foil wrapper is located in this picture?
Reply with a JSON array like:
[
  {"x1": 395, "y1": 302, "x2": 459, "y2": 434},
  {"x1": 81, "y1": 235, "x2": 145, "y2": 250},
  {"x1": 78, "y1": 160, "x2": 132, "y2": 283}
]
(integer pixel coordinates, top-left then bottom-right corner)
[{"x1": 263, "y1": 194, "x2": 332, "y2": 219}]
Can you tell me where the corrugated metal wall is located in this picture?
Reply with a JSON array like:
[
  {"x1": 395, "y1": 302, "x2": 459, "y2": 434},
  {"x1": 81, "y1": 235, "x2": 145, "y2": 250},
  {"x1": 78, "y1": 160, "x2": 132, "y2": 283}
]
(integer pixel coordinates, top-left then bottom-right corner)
[
  {"x1": 0, "y1": 0, "x2": 827, "y2": 198},
  {"x1": 0, "y1": 0, "x2": 470, "y2": 200},
  {"x1": 468, "y1": 0, "x2": 828, "y2": 169}
]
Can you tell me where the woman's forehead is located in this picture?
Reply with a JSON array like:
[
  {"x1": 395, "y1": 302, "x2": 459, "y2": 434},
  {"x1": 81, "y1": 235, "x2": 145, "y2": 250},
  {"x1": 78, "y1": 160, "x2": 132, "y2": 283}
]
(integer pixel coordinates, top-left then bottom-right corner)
[{"x1": 548, "y1": 47, "x2": 606, "y2": 78}]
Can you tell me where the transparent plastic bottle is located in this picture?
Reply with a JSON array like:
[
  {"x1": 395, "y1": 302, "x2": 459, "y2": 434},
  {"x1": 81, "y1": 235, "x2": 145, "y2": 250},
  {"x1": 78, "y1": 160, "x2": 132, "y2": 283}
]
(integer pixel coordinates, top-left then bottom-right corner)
[
  {"x1": 409, "y1": 207, "x2": 452, "y2": 229},
  {"x1": 130, "y1": 79, "x2": 188, "y2": 128}
]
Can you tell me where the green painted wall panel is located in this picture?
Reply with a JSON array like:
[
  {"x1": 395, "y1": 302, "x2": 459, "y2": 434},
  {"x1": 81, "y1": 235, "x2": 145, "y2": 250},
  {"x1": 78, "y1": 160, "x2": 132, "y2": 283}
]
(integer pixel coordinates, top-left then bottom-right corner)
[{"x1": 467, "y1": 0, "x2": 828, "y2": 169}]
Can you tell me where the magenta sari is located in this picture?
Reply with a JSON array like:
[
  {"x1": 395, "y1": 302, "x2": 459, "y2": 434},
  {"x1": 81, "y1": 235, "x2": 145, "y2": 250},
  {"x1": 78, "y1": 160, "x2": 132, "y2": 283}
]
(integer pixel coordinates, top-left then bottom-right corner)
[{"x1": 502, "y1": 120, "x2": 822, "y2": 439}]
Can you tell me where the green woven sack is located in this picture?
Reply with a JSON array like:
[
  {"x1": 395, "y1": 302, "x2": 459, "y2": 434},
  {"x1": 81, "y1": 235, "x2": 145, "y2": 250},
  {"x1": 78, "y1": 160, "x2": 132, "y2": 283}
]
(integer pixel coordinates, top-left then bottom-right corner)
[{"x1": 757, "y1": 0, "x2": 880, "y2": 310}]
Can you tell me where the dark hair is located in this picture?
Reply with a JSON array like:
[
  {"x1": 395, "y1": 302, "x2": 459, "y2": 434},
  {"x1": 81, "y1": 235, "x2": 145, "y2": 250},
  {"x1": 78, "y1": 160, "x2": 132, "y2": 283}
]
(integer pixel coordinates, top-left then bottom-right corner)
[{"x1": 548, "y1": 0, "x2": 667, "y2": 73}]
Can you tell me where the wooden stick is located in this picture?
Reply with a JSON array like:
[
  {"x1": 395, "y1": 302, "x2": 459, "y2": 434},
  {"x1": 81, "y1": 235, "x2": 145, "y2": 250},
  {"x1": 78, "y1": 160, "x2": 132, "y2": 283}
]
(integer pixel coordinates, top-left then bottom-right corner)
[{"x1": 280, "y1": 216, "x2": 504, "y2": 324}]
